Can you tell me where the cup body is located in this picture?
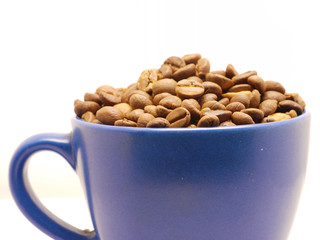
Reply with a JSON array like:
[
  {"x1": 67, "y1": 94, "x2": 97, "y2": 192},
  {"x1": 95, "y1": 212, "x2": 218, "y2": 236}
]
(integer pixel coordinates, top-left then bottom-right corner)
[{"x1": 72, "y1": 111, "x2": 310, "y2": 240}]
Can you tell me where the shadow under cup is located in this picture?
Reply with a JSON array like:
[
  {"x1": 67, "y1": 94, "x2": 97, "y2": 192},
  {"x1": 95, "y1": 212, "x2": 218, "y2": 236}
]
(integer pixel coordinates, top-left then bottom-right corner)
[{"x1": 10, "y1": 111, "x2": 311, "y2": 240}]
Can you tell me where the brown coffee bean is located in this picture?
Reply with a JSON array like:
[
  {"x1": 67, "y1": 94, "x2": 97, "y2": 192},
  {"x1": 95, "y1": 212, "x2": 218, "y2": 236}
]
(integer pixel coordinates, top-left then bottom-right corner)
[
  {"x1": 146, "y1": 117, "x2": 170, "y2": 128},
  {"x1": 202, "y1": 101, "x2": 226, "y2": 111},
  {"x1": 125, "y1": 109, "x2": 144, "y2": 122},
  {"x1": 278, "y1": 100, "x2": 303, "y2": 115},
  {"x1": 84, "y1": 93, "x2": 102, "y2": 104},
  {"x1": 232, "y1": 112, "x2": 255, "y2": 125},
  {"x1": 286, "y1": 93, "x2": 306, "y2": 109},
  {"x1": 96, "y1": 106, "x2": 124, "y2": 125},
  {"x1": 113, "y1": 103, "x2": 132, "y2": 115},
  {"x1": 200, "y1": 107, "x2": 212, "y2": 114},
  {"x1": 230, "y1": 92, "x2": 250, "y2": 108},
  {"x1": 226, "y1": 102, "x2": 246, "y2": 113},
  {"x1": 187, "y1": 76, "x2": 203, "y2": 83},
  {"x1": 137, "y1": 113, "x2": 155, "y2": 127},
  {"x1": 114, "y1": 119, "x2": 137, "y2": 127},
  {"x1": 153, "y1": 92, "x2": 173, "y2": 105},
  {"x1": 205, "y1": 73, "x2": 234, "y2": 91},
  {"x1": 219, "y1": 120, "x2": 236, "y2": 127},
  {"x1": 137, "y1": 69, "x2": 158, "y2": 93},
  {"x1": 173, "y1": 64, "x2": 196, "y2": 81},
  {"x1": 182, "y1": 53, "x2": 202, "y2": 65},
  {"x1": 199, "y1": 93, "x2": 218, "y2": 107},
  {"x1": 249, "y1": 89, "x2": 261, "y2": 108},
  {"x1": 241, "y1": 108, "x2": 264, "y2": 123},
  {"x1": 247, "y1": 75, "x2": 266, "y2": 93},
  {"x1": 176, "y1": 79, "x2": 205, "y2": 99},
  {"x1": 122, "y1": 89, "x2": 151, "y2": 103},
  {"x1": 232, "y1": 71, "x2": 257, "y2": 85},
  {"x1": 129, "y1": 93, "x2": 153, "y2": 109},
  {"x1": 262, "y1": 91, "x2": 286, "y2": 102},
  {"x1": 261, "y1": 117, "x2": 276, "y2": 123},
  {"x1": 158, "y1": 64, "x2": 173, "y2": 79},
  {"x1": 218, "y1": 98, "x2": 230, "y2": 106},
  {"x1": 152, "y1": 78, "x2": 177, "y2": 96},
  {"x1": 164, "y1": 56, "x2": 186, "y2": 72},
  {"x1": 81, "y1": 111, "x2": 97, "y2": 123},
  {"x1": 74, "y1": 100, "x2": 101, "y2": 117},
  {"x1": 267, "y1": 112, "x2": 291, "y2": 121},
  {"x1": 228, "y1": 84, "x2": 253, "y2": 92},
  {"x1": 181, "y1": 99, "x2": 201, "y2": 122},
  {"x1": 210, "y1": 70, "x2": 226, "y2": 76},
  {"x1": 95, "y1": 85, "x2": 115, "y2": 95},
  {"x1": 144, "y1": 105, "x2": 158, "y2": 117},
  {"x1": 287, "y1": 109, "x2": 298, "y2": 118},
  {"x1": 202, "y1": 110, "x2": 232, "y2": 122},
  {"x1": 222, "y1": 91, "x2": 252, "y2": 99},
  {"x1": 99, "y1": 88, "x2": 122, "y2": 106},
  {"x1": 156, "y1": 105, "x2": 172, "y2": 118},
  {"x1": 265, "y1": 80, "x2": 286, "y2": 94},
  {"x1": 166, "y1": 107, "x2": 191, "y2": 128},
  {"x1": 225, "y1": 64, "x2": 239, "y2": 78},
  {"x1": 159, "y1": 95, "x2": 182, "y2": 109},
  {"x1": 196, "y1": 58, "x2": 210, "y2": 78},
  {"x1": 259, "y1": 99, "x2": 278, "y2": 116},
  {"x1": 197, "y1": 115, "x2": 220, "y2": 127},
  {"x1": 187, "y1": 124, "x2": 197, "y2": 128},
  {"x1": 202, "y1": 81, "x2": 222, "y2": 96},
  {"x1": 92, "y1": 119, "x2": 102, "y2": 124}
]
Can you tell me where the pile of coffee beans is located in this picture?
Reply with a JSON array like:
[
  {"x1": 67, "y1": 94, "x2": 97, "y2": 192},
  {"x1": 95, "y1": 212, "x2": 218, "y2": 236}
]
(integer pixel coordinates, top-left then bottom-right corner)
[{"x1": 74, "y1": 53, "x2": 305, "y2": 128}]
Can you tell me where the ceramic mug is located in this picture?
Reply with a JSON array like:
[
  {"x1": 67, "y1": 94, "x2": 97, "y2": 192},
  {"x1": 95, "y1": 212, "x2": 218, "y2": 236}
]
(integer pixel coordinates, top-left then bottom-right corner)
[{"x1": 9, "y1": 111, "x2": 310, "y2": 240}]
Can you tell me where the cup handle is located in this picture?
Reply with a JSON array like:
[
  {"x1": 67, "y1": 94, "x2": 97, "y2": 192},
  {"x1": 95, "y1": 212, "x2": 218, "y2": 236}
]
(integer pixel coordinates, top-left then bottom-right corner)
[{"x1": 9, "y1": 133, "x2": 97, "y2": 240}]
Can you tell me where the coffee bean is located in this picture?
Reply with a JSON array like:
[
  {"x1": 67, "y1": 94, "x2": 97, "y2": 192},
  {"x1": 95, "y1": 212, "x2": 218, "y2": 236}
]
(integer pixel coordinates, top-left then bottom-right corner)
[
  {"x1": 156, "y1": 105, "x2": 172, "y2": 118},
  {"x1": 261, "y1": 117, "x2": 276, "y2": 123},
  {"x1": 247, "y1": 75, "x2": 266, "y2": 93},
  {"x1": 228, "y1": 84, "x2": 253, "y2": 92},
  {"x1": 114, "y1": 119, "x2": 137, "y2": 127},
  {"x1": 202, "y1": 101, "x2": 226, "y2": 111},
  {"x1": 265, "y1": 80, "x2": 286, "y2": 94},
  {"x1": 219, "y1": 120, "x2": 236, "y2": 127},
  {"x1": 95, "y1": 85, "x2": 115, "y2": 95},
  {"x1": 164, "y1": 56, "x2": 186, "y2": 72},
  {"x1": 125, "y1": 109, "x2": 144, "y2": 122},
  {"x1": 96, "y1": 106, "x2": 124, "y2": 125},
  {"x1": 199, "y1": 93, "x2": 218, "y2": 107},
  {"x1": 225, "y1": 64, "x2": 238, "y2": 79},
  {"x1": 187, "y1": 124, "x2": 197, "y2": 128},
  {"x1": 181, "y1": 99, "x2": 201, "y2": 122},
  {"x1": 202, "y1": 110, "x2": 232, "y2": 123},
  {"x1": 158, "y1": 64, "x2": 173, "y2": 79},
  {"x1": 122, "y1": 89, "x2": 151, "y2": 103},
  {"x1": 152, "y1": 78, "x2": 177, "y2": 96},
  {"x1": 196, "y1": 58, "x2": 210, "y2": 78},
  {"x1": 182, "y1": 53, "x2": 202, "y2": 65},
  {"x1": 99, "y1": 88, "x2": 122, "y2": 106},
  {"x1": 267, "y1": 112, "x2": 291, "y2": 121},
  {"x1": 202, "y1": 81, "x2": 222, "y2": 96},
  {"x1": 74, "y1": 100, "x2": 101, "y2": 117},
  {"x1": 210, "y1": 70, "x2": 226, "y2": 76},
  {"x1": 226, "y1": 102, "x2": 246, "y2": 113},
  {"x1": 137, "y1": 113, "x2": 155, "y2": 127},
  {"x1": 241, "y1": 108, "x2": 264, "y2": 123},
  {"x1": 159, "y1": 95, "x2": 182, "y2": 109},
  {"x1": 205, "y1": 73, "x2": 234, "y2": 91},
  {"x1": 144, "y1": 105, "x2": 158, "y2": 117},
  {"x1": 218, "y1": 98, "x2": 230, "y2": 106},
  {"x1": 232, "y1": 112, "x2": 255, "y2": 125},
  {"x1": 249, "y1": 89, "x2": 261, "y2": 108},
  {"x1": 187, "y1": 76, "x2": 203, "y2": 83},
  {"x1": 286, "y1": 109, "x2": 298, "y2": 118},
  {"x1": 232, "y1": 71, "x2": 257, "y2": 85},
  {"x1": 222, "y1": 91, "x2": 252, "y2": 99},
  {"x1": 197, "y1": 115, "x2": 220, "y2": 127},
  {"x1": 113, "y1": 103, "x2": 132, "y2": 115},
  {"x1": 166, "y1": 107, "x2": 191, "y2": 128},
  {"x1": 81, "y1": 111, "x2": 97, "y2": 123},
  {"x1": 285, "y1": 93, "x2": 306, "y2": 109},
  {"x1": 129, "y1": 93, "x2": 153, "y2": 109},
  {"x1": 84, "y1": 93, "x2": 102, "y2": 104},
  {"x1": 176, "y1": 79, "x2": 205, "y2": 98},
  {"x1": 230, "y1": 92, "x2": 250, "y2": 108},
  {"x1": 137, "y1": 69, "x2": 158, "y2": 93},
  {"x1": 262, "y1": 91, "x2": 286, "y2": 102},
  {"x1": 153, "y1": 92, "x2": 173, "y2": 105},
  {"x1": 146, "y1": 117, "x2": 170, "y2": 128},
  {"x1": 173, "y1": 64, "x2": 196, "y2": 81},
  {"x1": 259, "y1": 99, "x2": 278, "y2": 116},
  {"x1": 278, "y1": 100, "x2": 303, "y2": 115}
]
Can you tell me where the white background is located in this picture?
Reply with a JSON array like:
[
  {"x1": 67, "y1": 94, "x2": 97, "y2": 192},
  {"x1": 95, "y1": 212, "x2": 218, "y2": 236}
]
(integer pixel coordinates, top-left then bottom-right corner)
[{"x1": 0, "y1": 0, "x2": 319, "y2": 239}]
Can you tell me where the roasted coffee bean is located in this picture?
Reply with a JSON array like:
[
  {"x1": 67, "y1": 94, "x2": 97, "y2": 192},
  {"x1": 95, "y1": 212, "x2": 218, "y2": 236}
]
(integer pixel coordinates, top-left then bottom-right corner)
[
  {"x1": 176, "y1": 79, "x2": 205, "y2": 99},
  {"x1": 202, "y1": 101, "x2": 226, "y2": 111},
  {"x1": 241, "y1": 108, "x2": 264, "y2": 123},
  {"x1": 153, "y1": 92, "x2": 173, "y2": 105},
  {"x1": 81, "y1": 111, "x2": 97, "y2": 123},
  {"x1": 181, "y1": 99, "x2": 201, "y2": 122},
  {"x1": 159, "y1": 95, "x2": 182, "y2": 109},
  {"x1": 228, "y1": 84, "x2": 253, "y2": 92},
  {"x1": 222, "y1": 91, "x2": 252, "y2": 99},
  {"x1": 146, "y1": 117, "x2": 170, "y2": 128},
  {"x1": 247, "y1": 75, "x2": 266, "y2": 93},
  {"x1": 202, "y1": 110, "x2": 232, "y2": 123},
  {"x1": 196, "y1": 58, "x2": 210, "y2": 78},
  {"x1": 197, "y1": 115, "x2": 220, "y2": 127},
  {"x1": 156, "y1": 105, "x2": 172, "y2": 118},
  {"x1": 187, "y1": 76, "x2": 203, "y2": 83},
  {"x1": 267, "y1": 112, "x2": 291, "y2": 121},
  {"x1": 225, "y1": 64, "x2": 238, "y2": 78},
  {"x1": 278, "y1": 100, "x2": 303, "y2": 115},
  {"x1": 287, "y1": 109, "x2": 298, "y2": 118},
  {"x1": 129, "y1": 93, "x2": 153, "y2": 109},
  {"x1": 199, "y1": 93, "x2": 218, "y2": 107},
  {"x1": 261, "y1": 117, "x2": 276, "y2": 123},
  {"x1": 230, "y1": 92, "x2": 250, "y2": 108},
  {"x1": 173, "y1": 64, "x2": 196, "y2": 81},
  {"x1": 262, "y1": 91, "x2": 286, "y2": 102},
  {"x1": 125, "y1": 109, "x2": 144, "y2": 122},
  {"x1": 74, "y1": 100, "x2": 101, "y2": 117},
  {"x1": 202, "y1": 81, "x2": 222, "y2": 96},
  {"x1": 249, "y1": 89, "x2": 261, "y2": 108},
  {"x1": 95, "y1": 85, "x2": 115, "y2": 95},
  {"x1": 232, "y1": 71, "x2": 257, "y2": 85},
  {"x1": 99, "y1": 88, "x2": 122, "y2": 106},
  {"x1": 166, "y1": 107, "x2": 191, "y2": 128},
  {"x1": 96, "y1": 106, "x2": 124, "y2": 125},
  {"x1": 137, "y1": 113, "x2": 155, "y2": 127},
  {"x1": 187, "y1": 124, "x2": 197, "y2": 128},
  {"x1": 137, "y1": 69, "x2": 158, "y2": 93},
  {"x1": 218, "y1": 98, "x2": 230, "y2": 106},
  {"x1": 158, "y1": 64, "x2": 173, "y2": 79},
  {"x1": 144, "y1": 105, "x2": 158, "y2": 117},
  {"x1": 114, "y1": 119, "x2": 137, "y2": 127},
  {"x1": 232, "y1": 112, "x2": 255, "y2": 125},
  {"x1": 182, "y1": 53, "x2": 202, "y2": 65},
  {"x1": 164, "y1": 56, "x2": 186, "y2": 72},
  {"x1": 152, "y1": 78, "x2": 177, "y2": 96},
  {"x1": 122, "y1": 89, "x2": 151, "y2": 103},
  {"x1": 205, "y1": 73, "x2": 234, "y2": 91},
  {"x1": 226, "y1": 102, "x2": 246, "y2": 113},
  {"x1": 290, "y1": 93, "x2": 306, "y2": 109},
  {"x1": 210, "y1": 70, "x2": 226, "y2": 76},
  {"x1": 113, "y1": 103, "x2": 132, "y2": 115},
  {"x1": 265, "y1": 80, "x2": 286, "y2": 94},
  {"x1": 259, "y1": 99, "x2": 278, "y2": 116},
  {"x1": 219, "y1": 120, "x2": 236, "y2": 127},
  {"x1": 84, "y1": 93, "x2": 102, "y2": 104}
]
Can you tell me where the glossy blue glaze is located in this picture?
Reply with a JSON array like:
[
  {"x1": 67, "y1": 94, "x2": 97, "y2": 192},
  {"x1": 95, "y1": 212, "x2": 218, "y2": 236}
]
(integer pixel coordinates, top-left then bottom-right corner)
[{"x1": 10, "y1": 111, "x2": 311, "y2": 240}]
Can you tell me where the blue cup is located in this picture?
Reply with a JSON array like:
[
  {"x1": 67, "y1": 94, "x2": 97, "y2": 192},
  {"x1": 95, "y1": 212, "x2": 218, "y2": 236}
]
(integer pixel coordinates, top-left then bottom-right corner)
[{"x1": 10, "y1": 111, "x2": 311, "y2": 240}]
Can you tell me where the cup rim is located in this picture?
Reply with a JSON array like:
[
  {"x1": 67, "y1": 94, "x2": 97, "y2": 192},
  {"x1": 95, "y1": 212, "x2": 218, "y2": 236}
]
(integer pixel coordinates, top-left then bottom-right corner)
[{"x1": 72, "y1": 109, "x2": 310, "y2": 133}]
